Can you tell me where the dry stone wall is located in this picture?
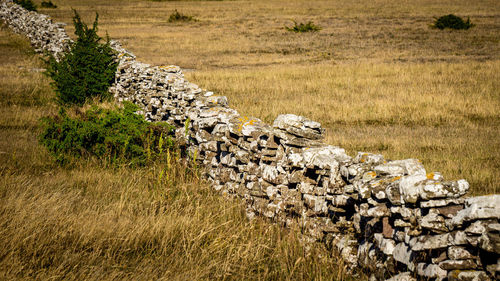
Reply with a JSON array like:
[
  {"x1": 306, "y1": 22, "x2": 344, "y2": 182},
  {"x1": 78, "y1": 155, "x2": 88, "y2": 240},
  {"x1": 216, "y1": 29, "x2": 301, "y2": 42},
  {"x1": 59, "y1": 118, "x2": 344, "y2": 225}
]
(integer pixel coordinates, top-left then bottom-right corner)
[{"x1": 1, "y1": 1, "x2": 499, "y2": 280}]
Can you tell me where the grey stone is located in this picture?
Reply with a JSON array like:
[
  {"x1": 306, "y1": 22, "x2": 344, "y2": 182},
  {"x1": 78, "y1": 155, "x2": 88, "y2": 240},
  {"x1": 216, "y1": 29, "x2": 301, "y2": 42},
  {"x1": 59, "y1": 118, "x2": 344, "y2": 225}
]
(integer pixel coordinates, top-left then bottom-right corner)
[
  {"x1": 421, "y1": 213, "x2": 448, "y2": 233},
  {"x1": 272, "y1": 114, "x2": 324, "y2": 140},
  {"x1": 448, "y1": 246, "x2": 475, "y2": 260},
  {"x1": 450, "y1": 196, "x2": 500, "y2": 228},
  {"x1": 410, "y1": 234, "x2": 450, "y2": 251},
  {"x1": 393, "y1": 243, "x2": 414, "y2": 271},
  {"x1": 354, "y1": 152, "x2": 385, "y2": 165},
  {"x1": 447, "y1": 270, "x2": 491, "y2": 281},
  {"x1": 416, "y1": 263, "x2": 447, "y2": 279},
  {"x1": 384, "y1": 272, "x2": 416, "y2": 281},
  {"x1": 439, "y1": 259, "x2": 477, "y2": 270}
]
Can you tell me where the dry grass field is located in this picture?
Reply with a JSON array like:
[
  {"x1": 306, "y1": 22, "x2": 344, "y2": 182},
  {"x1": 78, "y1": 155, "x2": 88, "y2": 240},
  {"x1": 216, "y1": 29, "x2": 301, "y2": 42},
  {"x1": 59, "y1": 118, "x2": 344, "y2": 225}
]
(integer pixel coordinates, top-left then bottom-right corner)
[
  {"x1": 0, "y1": 0, "x2": 499, "y2": 279},
  {"x1": 0, "y1": 27, "x2": 360, "y2": 280},
  {"x1": 38, "y1": 0, "x2": 499, "y2": 195}
]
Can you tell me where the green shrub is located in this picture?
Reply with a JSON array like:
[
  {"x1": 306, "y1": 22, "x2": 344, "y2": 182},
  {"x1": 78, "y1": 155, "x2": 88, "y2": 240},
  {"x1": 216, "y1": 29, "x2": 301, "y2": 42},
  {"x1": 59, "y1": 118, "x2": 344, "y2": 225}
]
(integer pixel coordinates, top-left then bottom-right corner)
[
  {"x1": 45, "y1": 10, "x2": 117, "y2": 106},
  {"x1": 39, "y1": 102, "x2": 175, "y2": 166},
  {"x1": 13, "y1": 0, "x2": 37, "y2": 11},
  {"x1": 433, "y1": 14, "x2": 474, "y2": 30},
  {"x1": 168, "y1": 9, "x2": 194, "y2": 23},
  {"x1": 285, "y1": 21, "x2": 321, "y2": 33},
  {"x1": 41, "y1": 1, "x2": 57, "y2": 8}
]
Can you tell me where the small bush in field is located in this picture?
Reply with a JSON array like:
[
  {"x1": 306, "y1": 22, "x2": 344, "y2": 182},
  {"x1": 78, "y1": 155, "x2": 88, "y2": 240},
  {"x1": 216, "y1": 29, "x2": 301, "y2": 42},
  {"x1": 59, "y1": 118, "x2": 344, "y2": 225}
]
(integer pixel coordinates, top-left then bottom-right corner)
[
  {"x1": 433, "y1": 14, "x2": 474, "y2": 30},
  {"x1": 39, "y1": 102, "x2": 175, "y2": 166},
  {"x1": 41, "y1": 1, "x2": 57, "y2": 8},
  {"x1": 45, "y1": 10, "x2": 117, "y2": 106},
  {"x1": 285, "y1": 21, "x2": 321, "y2": 33},
  {"x1": 168, "y1": 10, "x2": 194, "y2": 23},
  {"x1": 13, "y1": 0, "x2": 37, "y2": 11}
]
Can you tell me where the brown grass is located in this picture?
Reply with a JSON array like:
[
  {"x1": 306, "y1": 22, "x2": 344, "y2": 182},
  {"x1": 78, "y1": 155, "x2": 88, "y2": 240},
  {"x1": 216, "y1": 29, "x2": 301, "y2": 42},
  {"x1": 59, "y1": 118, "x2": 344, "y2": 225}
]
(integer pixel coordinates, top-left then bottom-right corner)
[
  {"x1": 0, "y1": 27, "x2": 362, "y2": 280},
  {"x1": 36, "y1": 0, "x2": 499, "y2": 194}
]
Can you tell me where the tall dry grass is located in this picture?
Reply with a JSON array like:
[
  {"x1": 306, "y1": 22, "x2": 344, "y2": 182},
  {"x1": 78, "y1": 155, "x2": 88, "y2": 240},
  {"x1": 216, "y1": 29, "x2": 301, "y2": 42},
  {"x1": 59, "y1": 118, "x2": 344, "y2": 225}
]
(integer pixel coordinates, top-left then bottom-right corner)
[{"x1": 0, "y1": 27, "x2": 363, "y2": 280}]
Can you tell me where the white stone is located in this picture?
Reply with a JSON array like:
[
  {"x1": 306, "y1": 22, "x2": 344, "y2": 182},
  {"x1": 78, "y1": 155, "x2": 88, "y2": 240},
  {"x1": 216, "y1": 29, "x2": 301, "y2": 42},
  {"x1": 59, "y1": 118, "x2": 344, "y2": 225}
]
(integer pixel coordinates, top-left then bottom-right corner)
[
  {"x1": 384, "y1": 272, "x2": 416, "y2": 281},
  {"x1": 416, "y1": 263, "x2": 447, "y2": 279}
]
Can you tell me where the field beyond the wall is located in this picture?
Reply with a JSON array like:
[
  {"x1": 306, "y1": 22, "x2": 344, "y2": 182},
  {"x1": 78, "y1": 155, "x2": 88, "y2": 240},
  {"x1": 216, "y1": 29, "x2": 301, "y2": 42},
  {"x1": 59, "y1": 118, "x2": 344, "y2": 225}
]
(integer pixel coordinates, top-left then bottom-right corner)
[{"x1": 37, "y1": 0, "x2": 500, "y2": 193}]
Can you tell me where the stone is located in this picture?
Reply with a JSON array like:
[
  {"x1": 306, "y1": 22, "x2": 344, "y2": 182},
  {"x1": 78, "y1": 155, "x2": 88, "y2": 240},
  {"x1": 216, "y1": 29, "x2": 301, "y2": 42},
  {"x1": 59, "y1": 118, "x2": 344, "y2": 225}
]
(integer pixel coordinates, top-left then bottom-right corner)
[
  {"x1": 360, "y1": 203, "x2": 390, "y2": 218},
  {"x1": 478, "y1": 225, "x2": 500, "y2": 253},
  {"x1": 466, "y1": 194, "x2": 500, "y2": 208},
  {"x1": 420, "y1": 213, "x2": 448, "y2": 233},
  {"x1": 420, "y1": 198, "x2": 465, "y2": 208},
  {"x1": 448, "y1": 246, "x2": 475, "y2": 260},
  {"x1": 410, "y1": 233, "x2": 450, "y2": 251},
  {"x1": 374, "y1": 233, "x2": 396, "y2": 255},
  {"x1": 383, "y1": 217, "x2": 393, "y2": 238},
  {"x1": 440, "y1": 259, "x2": 477, "y2": 270},
  {"x1": 393, "y1": 243, "x2": 414, "y2": 271},
  {"x1": 450, "y1": 196, "x2": 500, "y2": 228},
  {"x1": 303, "y1": 194, "x2": 327, "y2": 214},
  {"x1": 435, "y1": 204, "x2": 464, "y2": 218},
  {"x1": 390, "y1": 206, "x2": 413, "y2": 220},
  {"x1": 416, "y1": 263, "x2": 447, "y2": 279},
  {"x1": 374, "y1": 163, "x2": 406, "y2": 176},
  {"x1": 447, "y1": 270, "x2": 491, "y2": 281},
  {"x1": 465, "y1": 220, "x2": 491, "y2": 235},
  {"x1": 432, "y1": 250, "x2": 448, "y2": 264},
  {"x1": 374, "y1": 159, "x2": 425, "y2": 177},
  {"x1": 420, "y1": 179, "x2": 469, "y2": 200},
  {"x1": 398, "y1": 175, "x2": 427, "y2": 203},
  {"x1": 354, "y1": 152, "x2": 385, "y2": 165},
  {"x1": 384, "y1": 272, "x2": 416, "y2": 281},
  {"x1": 272, "y1": 114, "x2": 324, "y2": 140}
]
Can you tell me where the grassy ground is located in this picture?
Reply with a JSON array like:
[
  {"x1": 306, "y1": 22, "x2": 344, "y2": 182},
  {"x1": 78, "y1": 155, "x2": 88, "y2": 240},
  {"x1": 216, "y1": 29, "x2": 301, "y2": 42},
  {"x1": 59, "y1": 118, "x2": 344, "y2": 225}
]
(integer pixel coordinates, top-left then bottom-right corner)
[
  {"x1": 36, "y1": 0, "x2": 499, "y2": 195},
  {"x1": 0, "y1": 27, "x2": 362, "y2": 280}
]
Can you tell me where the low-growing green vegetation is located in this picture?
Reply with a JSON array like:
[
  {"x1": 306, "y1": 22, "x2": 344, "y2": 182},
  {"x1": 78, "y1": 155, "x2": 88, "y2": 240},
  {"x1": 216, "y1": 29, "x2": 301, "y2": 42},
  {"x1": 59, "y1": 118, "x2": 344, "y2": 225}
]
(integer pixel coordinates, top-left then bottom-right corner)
[
  {"x1": 168, "y1": 9, "x2": 194, "y2": 23},
  {"x1": 45, "y1": 10, "x2": 117, "y2": 106},
  {"x1": 41, "y1": 0, "x2": 58, "y2": 9},
  {"x1": 13, "y1": 0, "x2": 37, "y2": 11},
  {"x1": 433, "y1": 14, "x2": 474, "y2": 30},
  {"x1": 39, "y1": 102, "x2": 175, "y2": 166},
  {"x1": 285, "y1": 20, "x2": 321, "y2": 33}
]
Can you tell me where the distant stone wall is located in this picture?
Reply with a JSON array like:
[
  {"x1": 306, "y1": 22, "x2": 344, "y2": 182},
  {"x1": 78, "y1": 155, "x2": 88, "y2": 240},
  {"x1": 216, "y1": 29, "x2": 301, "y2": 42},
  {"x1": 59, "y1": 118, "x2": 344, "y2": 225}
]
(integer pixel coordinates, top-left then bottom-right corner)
[{"x1": 1, "y1": 1, "x2": 498, "y2": 280}]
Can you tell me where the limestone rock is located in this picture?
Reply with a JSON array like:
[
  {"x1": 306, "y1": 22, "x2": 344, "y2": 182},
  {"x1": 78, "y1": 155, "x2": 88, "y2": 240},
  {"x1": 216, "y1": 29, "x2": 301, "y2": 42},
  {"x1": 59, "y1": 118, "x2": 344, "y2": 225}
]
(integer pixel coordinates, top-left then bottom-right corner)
[
  {"x1": 384, "y1": 272, "x2": 416, "y2": 281},
  {"x1": 272, "y1": 114, "x2": 324, "y2": 140},
  {"x1": 448, "y1": 246, "x2": 475, "y2": 260},
  {"x1": 447, "y1": 270, "x2": 491, "y2": 281},
  {"x1": 450, "y1": 195, "x2": 500, "y2": 229},
  {"x1": 416, "y1": 263, "x2": 447, "y2": 279},
  {"x1": 410, "y1": 233, "x2": 450, "y2": 251}
]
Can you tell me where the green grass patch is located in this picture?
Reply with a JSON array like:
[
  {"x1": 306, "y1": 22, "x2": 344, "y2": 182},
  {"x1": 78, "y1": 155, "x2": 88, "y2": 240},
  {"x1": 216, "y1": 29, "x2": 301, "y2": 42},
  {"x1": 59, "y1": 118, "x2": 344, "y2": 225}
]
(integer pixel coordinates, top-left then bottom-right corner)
[{"x1": 285, "y1": 21, "x2": 321, "y2": 33}]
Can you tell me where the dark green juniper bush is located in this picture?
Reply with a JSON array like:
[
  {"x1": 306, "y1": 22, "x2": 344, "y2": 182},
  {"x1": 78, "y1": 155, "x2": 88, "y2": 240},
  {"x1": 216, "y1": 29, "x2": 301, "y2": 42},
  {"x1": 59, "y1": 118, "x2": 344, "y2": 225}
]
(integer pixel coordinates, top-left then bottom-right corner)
[
  {"x1": 41, "y1": 1, "x2": 57, "y2": 9},
  {"x1": 39, "y1": 102, "x2": 175, "y2": 166},
  {"x1": 168, "y1": 9, "x2": 194, "y2": 23},
  {"x1": 45, "y1": 10, "x2": 117, "y2": 106},
  {"x1": 285, "y1": 20, "x2": 321, "y2": 33},
  {"x1": 13, "y1": 0, "x2": 37, "y2": 11},
  {"x1": 433, "y1": 14, "x2": 474, "y2": 30}
]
